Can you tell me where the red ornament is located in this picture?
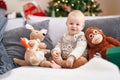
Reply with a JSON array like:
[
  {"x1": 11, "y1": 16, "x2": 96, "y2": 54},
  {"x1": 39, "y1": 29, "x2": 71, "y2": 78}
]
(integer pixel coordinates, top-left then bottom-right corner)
[
  {"x1": 0, "y1": 0, "x2": 7, "y2": 10},
  {"x1": 63, "y1": 5, "x2": 68, "y2": 9}
]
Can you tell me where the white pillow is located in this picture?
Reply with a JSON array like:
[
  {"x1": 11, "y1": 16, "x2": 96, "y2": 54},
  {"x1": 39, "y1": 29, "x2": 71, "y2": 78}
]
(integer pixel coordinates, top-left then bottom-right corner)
[
  {"x1": 28, "y1": 16, "x2": 67, "y2": 47},
  {"x1": 5, "y1": 18, "x2": 25, "y2": 31}
]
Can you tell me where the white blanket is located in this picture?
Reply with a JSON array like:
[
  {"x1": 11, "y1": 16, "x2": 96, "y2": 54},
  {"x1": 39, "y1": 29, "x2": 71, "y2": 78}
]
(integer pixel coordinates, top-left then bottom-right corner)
[{"x1": 0, "y1": 57, "x2": 120, "y2": 80}]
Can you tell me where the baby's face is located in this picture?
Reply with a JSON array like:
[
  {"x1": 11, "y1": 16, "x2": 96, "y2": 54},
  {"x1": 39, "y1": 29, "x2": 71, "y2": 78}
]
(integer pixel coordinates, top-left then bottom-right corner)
[{"x1": 66, "y1": 15, "x2": 84, "y2": 36}]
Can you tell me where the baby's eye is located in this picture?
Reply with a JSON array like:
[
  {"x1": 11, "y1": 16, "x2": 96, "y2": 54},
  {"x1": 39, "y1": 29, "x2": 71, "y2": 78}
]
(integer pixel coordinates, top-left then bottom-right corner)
[
  {"x1": 76, "y1": 24, "x2": 80, "y2": 26},
  {"x1": 70, "y1": 23, "x2": 73, "y2": 25}
]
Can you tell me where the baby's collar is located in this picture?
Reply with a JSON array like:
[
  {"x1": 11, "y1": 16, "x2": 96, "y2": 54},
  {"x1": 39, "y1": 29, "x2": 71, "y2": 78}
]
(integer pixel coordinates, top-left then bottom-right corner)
[{"x1": 65, "y1": 32, "x2": 82, "y2": 38}]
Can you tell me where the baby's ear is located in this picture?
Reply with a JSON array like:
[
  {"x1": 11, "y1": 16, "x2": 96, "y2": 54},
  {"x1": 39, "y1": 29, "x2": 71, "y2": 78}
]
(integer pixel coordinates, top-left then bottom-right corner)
[{"x1": 25, "y1": 24, "x2": 34, "y2": 31}]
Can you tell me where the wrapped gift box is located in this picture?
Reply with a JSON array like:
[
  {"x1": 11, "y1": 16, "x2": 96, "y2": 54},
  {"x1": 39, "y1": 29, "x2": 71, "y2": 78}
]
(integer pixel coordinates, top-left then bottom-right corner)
[
  {"x1": 23, "y1": 1, "x2": 45, "y2": 18},
  {"x1": 106, "y1": 47, "x2": 120, "y2": 68}
]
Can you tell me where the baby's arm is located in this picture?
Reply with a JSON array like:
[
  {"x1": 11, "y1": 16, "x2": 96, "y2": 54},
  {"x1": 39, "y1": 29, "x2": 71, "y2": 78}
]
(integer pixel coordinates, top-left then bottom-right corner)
[
  {"x1": 51, "y1": 39, "x2": 62, "y2": 57},
  {"x1": 70, "y1": 32, "x2": 87, "y2": 59},
  {"x1": 66, "y1": 33, "x2": 87, "y2": 68},
  {"x1": 51, "y1": 50, "x2": 60, "y2": 59},
  {"x1": 66, "y1": 55, "x2": 75, "y2": 68},
  {"x1": 51, "y1": 39, "x2": 63, "y2": 65},
  {"x1": 51, "y1": 50, "x2": 63, "y2": 65}
]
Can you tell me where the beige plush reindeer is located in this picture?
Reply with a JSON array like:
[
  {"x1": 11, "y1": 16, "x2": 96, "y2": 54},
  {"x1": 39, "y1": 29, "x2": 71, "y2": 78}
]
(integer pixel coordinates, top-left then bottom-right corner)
[{"x1": 13, "y1": 24, "x2": 60, "y2": 68}]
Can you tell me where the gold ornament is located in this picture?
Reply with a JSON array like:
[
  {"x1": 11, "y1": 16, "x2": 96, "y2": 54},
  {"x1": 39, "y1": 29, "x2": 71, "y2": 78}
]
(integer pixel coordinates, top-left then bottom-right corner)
[
  {"x1": 54, "y1": 2, "x2": 58, "y2": 6},
  {"x1": 57, "y1": 1, "x2": 60, "y2": 3},
  {"x1": 91, "y1": 0, "x2": 95, "y2": 2},
  {"x1": 65, "y1": 0, "x2": 68, "y2": 3},
  {"x1": 71, "y1": 4, "x2": 74, "y2": 7},
  {"x1": 56, "y1": 8, "x2": 59, "y2": 11},
  {"x1": 93, "y1": 4, "x2": 96, "y2": 8},
  {"x1": 62, "y1": 0, "x2": 65, "y2": 2}
]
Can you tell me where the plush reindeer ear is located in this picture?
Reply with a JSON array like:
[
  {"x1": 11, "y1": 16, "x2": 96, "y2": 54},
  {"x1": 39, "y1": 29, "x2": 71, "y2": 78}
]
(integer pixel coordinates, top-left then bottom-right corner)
[
  {"x1": 25, "y1": 24, "x2": 34, "y2": 31},
  {"x1": 40, "y1": 29, "x2": 47, "y2": 35}
]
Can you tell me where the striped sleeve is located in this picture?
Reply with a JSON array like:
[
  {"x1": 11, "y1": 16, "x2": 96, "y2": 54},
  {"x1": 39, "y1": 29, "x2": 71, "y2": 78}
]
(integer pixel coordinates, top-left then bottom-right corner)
[{"x1": 70, "y1": 32, "x2": 87, "y2": 59}]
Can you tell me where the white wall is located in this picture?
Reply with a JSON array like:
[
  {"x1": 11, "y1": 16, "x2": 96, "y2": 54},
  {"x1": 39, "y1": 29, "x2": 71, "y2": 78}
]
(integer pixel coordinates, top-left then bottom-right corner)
[
  {"x1": 4, "y1": 0, "x2": 49, "y2": 13},
  {"x1": 97, "y1": 0, "x2": 120, "y2": 16},
  {"x1": 4, "y1": 0, "x2": 120, "y2": 16}
]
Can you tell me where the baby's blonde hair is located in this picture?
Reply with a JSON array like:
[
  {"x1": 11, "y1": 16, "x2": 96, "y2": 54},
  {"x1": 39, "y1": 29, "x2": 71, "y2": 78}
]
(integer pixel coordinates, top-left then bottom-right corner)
[
  {"x1": 68, "y1": 10, "x2": 85, "y2": 19},
  {"x1": 67, "y1": 10, "x2": 85, "y2": 27}
]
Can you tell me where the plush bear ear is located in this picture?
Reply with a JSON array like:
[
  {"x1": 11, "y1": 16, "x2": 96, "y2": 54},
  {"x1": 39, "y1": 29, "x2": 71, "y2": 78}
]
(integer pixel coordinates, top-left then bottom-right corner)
[
  {"x1": 86, "y1": 27, "x2": 103, "y2": 33},
  {"x1": 25, "y1": 24, "x2": 34, "y2": 31},
  {"x1": 99, "y1": 29, "x2": 103, "y2": 33},
  {"x1": 95, "y1": 27, "x2": 103, "y2": 33}
]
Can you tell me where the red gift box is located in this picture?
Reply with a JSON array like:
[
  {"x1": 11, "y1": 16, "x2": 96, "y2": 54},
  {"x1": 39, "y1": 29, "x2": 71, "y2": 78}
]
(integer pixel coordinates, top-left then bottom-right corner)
[{"x1": 23, "y1": 1, "x2": 45, "y2": 18}]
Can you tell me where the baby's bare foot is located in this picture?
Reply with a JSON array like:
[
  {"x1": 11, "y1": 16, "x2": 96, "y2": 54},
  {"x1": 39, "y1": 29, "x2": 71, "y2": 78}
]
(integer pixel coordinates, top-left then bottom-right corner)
[
  {"x1": 53, "y1": 56, "x2": 63, "y2": 65},
  {"x1": 50, "y1": 61, "x2": 61, "y2": 68}
]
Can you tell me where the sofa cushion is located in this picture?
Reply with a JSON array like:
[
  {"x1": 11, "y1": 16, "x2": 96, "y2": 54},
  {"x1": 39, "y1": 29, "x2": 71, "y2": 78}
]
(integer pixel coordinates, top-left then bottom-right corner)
[
  {"x1": 2, "y1": 20, "x2": 53, "y2": 60},
  {"x1": 84, "y1": 16, "x2": 120, "y2": 41}
]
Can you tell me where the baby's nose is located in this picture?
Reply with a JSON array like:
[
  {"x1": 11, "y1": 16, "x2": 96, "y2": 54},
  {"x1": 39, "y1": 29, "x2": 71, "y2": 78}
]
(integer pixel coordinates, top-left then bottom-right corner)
[{"x1": 72, "y1": 24, "x2": 77, "y2": 27}]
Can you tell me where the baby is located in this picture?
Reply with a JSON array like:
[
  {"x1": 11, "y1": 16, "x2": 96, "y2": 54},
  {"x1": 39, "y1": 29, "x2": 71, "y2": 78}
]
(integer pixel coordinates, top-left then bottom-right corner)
[{"x1": 51, "y1": 10, "x2": 88, "y2": 68}]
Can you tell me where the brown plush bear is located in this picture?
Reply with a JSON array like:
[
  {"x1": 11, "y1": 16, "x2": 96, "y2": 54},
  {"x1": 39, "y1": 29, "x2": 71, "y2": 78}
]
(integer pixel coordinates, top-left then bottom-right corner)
[
  {"x1": 13, "y1": 24, "x2": 60, "y2": 68},
  {"x1": 85, "y1": 27, "x2": 120, "y2": 60}
]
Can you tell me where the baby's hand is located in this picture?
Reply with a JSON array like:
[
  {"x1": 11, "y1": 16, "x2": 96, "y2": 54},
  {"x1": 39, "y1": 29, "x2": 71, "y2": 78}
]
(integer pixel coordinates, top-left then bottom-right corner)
[
  {"x1": 66, "y1": 55, "x2": 75, "y2": 68},
  {"x1": 51, "y1": 50, "x2": 62, "y2": 65},
  {"x1": 51, "y1": 50, "x2": 60, "y2": 59}
]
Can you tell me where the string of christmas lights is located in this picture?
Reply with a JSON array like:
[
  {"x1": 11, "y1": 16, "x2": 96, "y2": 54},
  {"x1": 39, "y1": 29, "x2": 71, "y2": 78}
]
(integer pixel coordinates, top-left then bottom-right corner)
[{"x1": 45, "y1": 0, "x2": 102, "y2": 17}]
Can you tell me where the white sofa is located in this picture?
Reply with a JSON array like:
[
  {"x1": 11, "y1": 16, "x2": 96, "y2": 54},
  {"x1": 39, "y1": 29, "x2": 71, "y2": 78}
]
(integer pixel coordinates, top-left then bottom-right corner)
[{"x1": 0, "y1": 16, "x2": 120, "y2": 80}]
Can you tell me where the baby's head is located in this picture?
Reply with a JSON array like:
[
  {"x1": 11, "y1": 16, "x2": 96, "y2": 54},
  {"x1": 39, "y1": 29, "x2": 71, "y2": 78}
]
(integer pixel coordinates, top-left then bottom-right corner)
[{"x1": 66, "y1": 10, "x2": 85, "y2": 36}]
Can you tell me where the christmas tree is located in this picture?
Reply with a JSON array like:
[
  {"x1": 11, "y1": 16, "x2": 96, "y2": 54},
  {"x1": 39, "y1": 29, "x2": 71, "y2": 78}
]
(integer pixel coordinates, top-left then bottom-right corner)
[{"x1": 45, "y1": 0, "x2": 102, "y2": 17}]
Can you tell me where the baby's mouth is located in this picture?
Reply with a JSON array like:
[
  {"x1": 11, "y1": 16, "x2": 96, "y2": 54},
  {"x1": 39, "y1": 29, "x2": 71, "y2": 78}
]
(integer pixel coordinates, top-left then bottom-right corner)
[{"x1": 71, "y1": 29, "x2": 76, "y2": 31}]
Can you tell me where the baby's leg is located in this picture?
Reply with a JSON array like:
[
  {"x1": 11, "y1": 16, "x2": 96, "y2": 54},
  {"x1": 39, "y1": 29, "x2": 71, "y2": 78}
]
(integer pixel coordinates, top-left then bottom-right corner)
[
  {"x1": 61, "y1": 56, "x2": 87, "y2": 68},
  {"x1": 72, "y1": 56, "x2": 88, "y2": 68},
  {"x1": 54, "y1": 58, "x2": 63, "y2": 65},
  {"x1": 40, "y1": 59, "x2": 51, "y2": 67},
  {"x1": 50, "y1": 61, "x2": 61, "y2": 68},
  {"x1": 52, "y1": 54, "x2": 63, "y2": 65},
  {"x1": 40, "y1": 59, "x2": 61, "y2": 68}
]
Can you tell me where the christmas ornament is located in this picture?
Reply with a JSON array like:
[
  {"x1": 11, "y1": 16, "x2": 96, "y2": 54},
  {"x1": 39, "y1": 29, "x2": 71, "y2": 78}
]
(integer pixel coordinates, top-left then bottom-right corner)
[{"x1": 63, "y1": 4, "x2": 68, "y2": 9}]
